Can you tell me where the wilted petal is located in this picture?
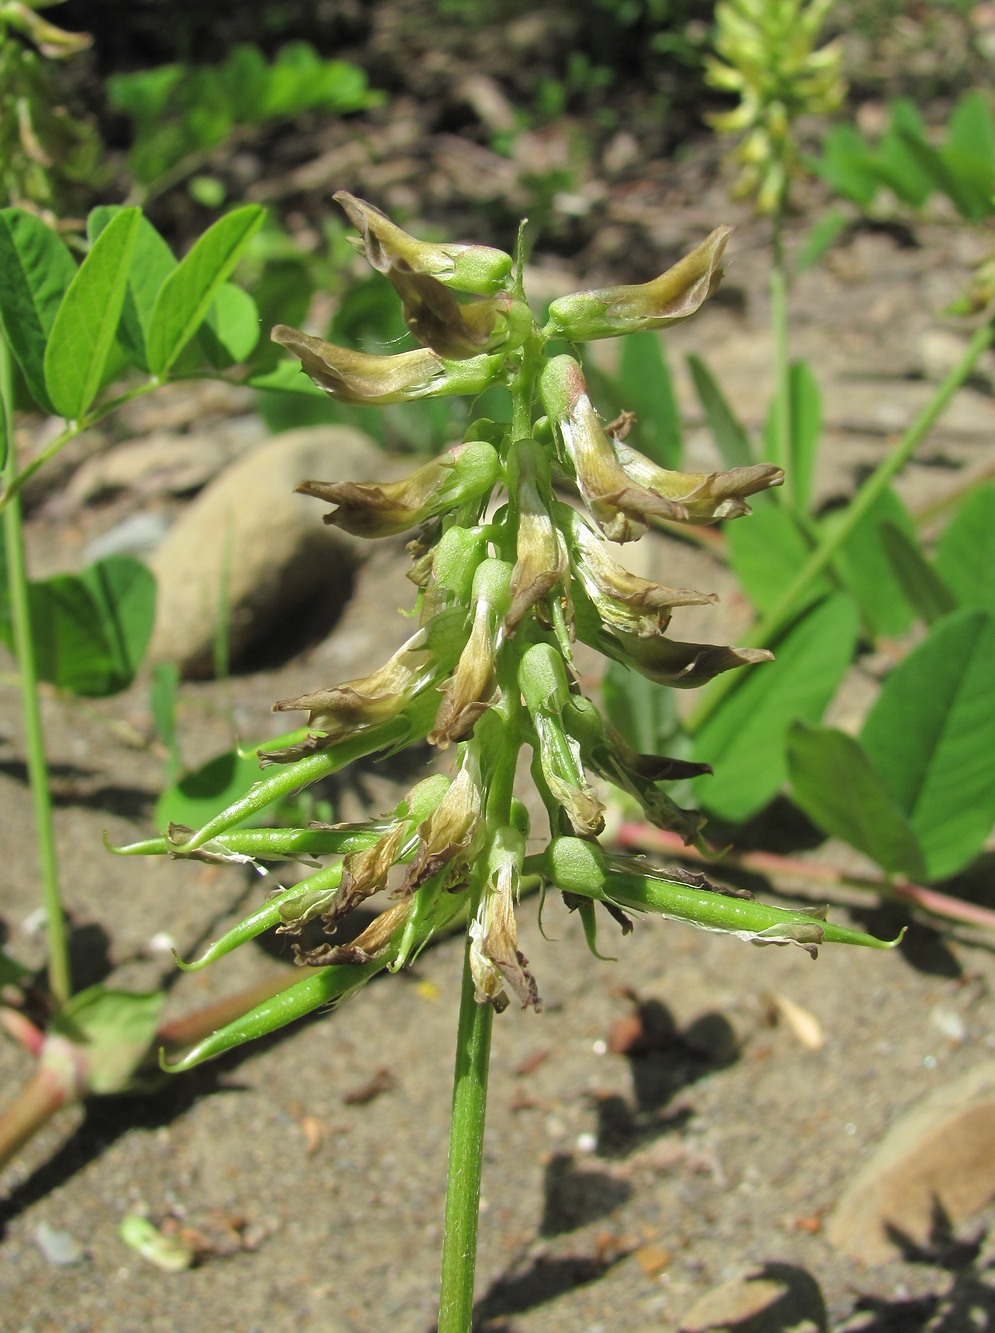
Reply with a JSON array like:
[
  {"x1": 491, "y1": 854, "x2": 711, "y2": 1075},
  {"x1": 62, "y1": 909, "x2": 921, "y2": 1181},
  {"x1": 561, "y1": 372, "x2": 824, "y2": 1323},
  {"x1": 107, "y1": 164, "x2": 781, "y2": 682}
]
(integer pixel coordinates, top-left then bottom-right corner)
[
  {"x1": 334, "y1": 191, "x2": 513, "y2": 294},
  {"x1": 614, "y1": 442, "x2": 784, "y2": 524},
  {"x1": 598, "y1": 626, "x2": 774, "y2": 688},
  {"x1": 430, "y1": 600, "x2": 496, "y2": 747},
  {"x1": 295, "y1": 900, "x2": 410, "y2": 967},
  {"x1": 387, "y1": 264, "x2": 516, "y2": 360},
  {"x1": 564, "y1": 507, "x2": 715, "y2": 636},
  {"x1": 469, "y1": 828, "x2": 541, "y2": 1011},
  {"x1": 505, "y1": 447, "x2": 569, "y2": 633},
  {"x1": 540, "y1": 356, "x2": 688, "y2": 542},
  {"x1": 295, "y1": 441, "x2": 498, "y2": 539},
  {"x1": 402, "y1": 761, "x2": 484, "y2": 892},
  {"x1": 544, "y1": 227, "x2": 732, "y2": 341},
  {"x1": 272, "y1": 324, "x2": 504, "y2": 404},
  {"x1": 263, "y1": 614, "x2": 467, "y2": 764},
  {"x1": 562, "y1": 695, "x2": 707, "y2": 843}
]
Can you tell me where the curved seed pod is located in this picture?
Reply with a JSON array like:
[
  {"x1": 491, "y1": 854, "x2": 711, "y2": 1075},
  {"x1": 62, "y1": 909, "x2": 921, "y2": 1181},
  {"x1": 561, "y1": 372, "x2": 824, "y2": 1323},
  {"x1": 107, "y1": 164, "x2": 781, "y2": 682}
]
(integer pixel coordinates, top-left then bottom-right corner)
[{"x1": 534, "y1": 837, "x2": 904, "y2": 954}]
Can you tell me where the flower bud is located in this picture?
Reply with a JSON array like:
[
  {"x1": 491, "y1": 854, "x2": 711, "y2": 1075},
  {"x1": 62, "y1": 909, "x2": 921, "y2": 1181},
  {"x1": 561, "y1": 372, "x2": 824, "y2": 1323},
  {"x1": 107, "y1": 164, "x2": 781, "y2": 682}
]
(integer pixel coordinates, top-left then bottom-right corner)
[
  {"x1": 430, "y1": 525, "x2": 489, "y2": 607},
  {"x1": 539, "y1": 355, "x2": 687, "y2": 542},
  {"x1": 271, "y1": 324, "x2": 504, "y2": 404},
  {"x1": 519, "y1": 643, "x2": 605, "y2": 836},
  {"x1": 563, "y1": 507, "x2": 715, "y2": 637},
  {"x1": 294, "y1": 441, "x2": 499, "y2": 539},
  {"x1": 334, "y1": 191, "x2": 513, "y2": 295},
  {"x1": 544, "y1": 227, "x2": 732, "y2": 341},
  {"x1": 469, "y1": 826, "x2": 541, "y2": 1012}
]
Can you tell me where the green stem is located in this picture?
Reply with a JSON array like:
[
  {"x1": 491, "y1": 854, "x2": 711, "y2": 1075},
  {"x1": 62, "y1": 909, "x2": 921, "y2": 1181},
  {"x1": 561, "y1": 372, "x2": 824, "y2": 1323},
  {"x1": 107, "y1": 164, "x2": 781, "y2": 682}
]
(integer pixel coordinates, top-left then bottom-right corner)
[
  {"x1": 0, "y1": 335, "x2": 71, "y2": 1009},
  {"x1": 769, "y1": 210, "x2": 791, "y2": 483},
  {"x1": 0, "y1": 374, "x2": 226, "y2": 515},
  {"x1": 438, "y1": 930, "x2": 494, "y2": 1333},
  {"x1": 687, "y1": 318, "x2": 995, "y2": 733}
]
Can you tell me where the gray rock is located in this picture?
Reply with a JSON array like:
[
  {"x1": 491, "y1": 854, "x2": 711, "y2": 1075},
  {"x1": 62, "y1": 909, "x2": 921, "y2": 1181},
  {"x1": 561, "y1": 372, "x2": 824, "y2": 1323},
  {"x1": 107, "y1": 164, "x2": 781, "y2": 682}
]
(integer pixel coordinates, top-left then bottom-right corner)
[
  {"x1": 826, "y1": 1061, "x2": 995, "y2": 1263},
  {"x1": 147, "y1": 425, "x2": 383, "y2": 677}
]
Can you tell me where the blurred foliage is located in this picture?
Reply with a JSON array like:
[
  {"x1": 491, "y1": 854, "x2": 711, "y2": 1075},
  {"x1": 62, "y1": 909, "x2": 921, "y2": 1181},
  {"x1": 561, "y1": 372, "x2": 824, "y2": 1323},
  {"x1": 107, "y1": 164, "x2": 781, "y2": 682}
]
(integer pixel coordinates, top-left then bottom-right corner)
[
  {"x1": 0, "y1": 1, "x2": 103, "y2": 220},
  {"x1": 109, "y1": 41, "x2": 381, "y2": 205}
]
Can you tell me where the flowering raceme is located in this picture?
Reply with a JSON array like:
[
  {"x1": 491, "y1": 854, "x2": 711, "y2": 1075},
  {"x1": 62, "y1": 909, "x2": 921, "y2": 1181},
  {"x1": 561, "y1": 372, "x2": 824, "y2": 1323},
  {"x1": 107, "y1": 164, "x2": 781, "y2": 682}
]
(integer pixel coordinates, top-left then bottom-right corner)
[{"x1": 130, "y1": 195, "x2": 899, "y2": 1068}]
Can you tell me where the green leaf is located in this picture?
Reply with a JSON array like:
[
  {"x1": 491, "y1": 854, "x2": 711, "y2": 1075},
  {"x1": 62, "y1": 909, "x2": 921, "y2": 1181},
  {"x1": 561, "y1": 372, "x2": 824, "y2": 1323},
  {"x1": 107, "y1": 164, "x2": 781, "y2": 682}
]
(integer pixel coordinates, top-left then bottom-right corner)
[
  {"x1": 811, "y1": 123, "x2": 880, "y2": 207},
  {"x1": 150, "y1": 661, "x2": 182, "y2": 783},
  {"x1": 14, "y1": 556, "x2": 156, "y2": 697},
  {"x1": 860, "y1": 608, "x2": 995, "y2": 880},
  {"x1": 795, "y1": 209, "x2": 849, "y2": 272},
  {"x1": 934, "y1": 485, "x2": 995, "y2": 613},
  {"x1": 946, "y1": 90, "x2": 995, "y2": 165},
  {"x1": 156, "y1": 745, "x2": 272, "y2": 832},
  {"x1": 879, "y1": 521, "x2": 957, "y2": 625},
  {"x1": 690, "y1": 595, "x2": 860, "y2": 823},
  {"x1": 897, "y1": 130, "x2": 980, "y2": 219},
  {"x1": 875, "y1": 101, "x2": 933, "y2": 207},
  {"x1": 198, "y1": 281, "x2": 260, "y2": 367},
  {"x1": 0, "y1": 209, "x2": 77, "y2": 413},
  {"x1": 43, "y1": 209, "x2": 141, "y2": 420},
  {"x1": 88, "y1": 207, "x2": 177, "y2": 372},
  {"x1": 787, "y1": 722, "x2": 927, "y2": 879},
  {"x1": 602, "y1": 656, "x2": 679, "y2": 756},
  {"x1": 724, "y1": 498, "x2": 825, "y2": 616},
  {"x1": 52, "y1": 985, "x2": 164, "y2": 1095},
  {"x1": 832, "y1": 486, "x2": 915, "y2": 638},
  {"x1": 687, "y1": 352, "x2": 753, "y2": 468},
  {"x1": 617, "y1": 331, "x2": 682, "y2": 468},
  {"x1": 145, "y1": 205, "x2": 265, "y2": 377}
]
